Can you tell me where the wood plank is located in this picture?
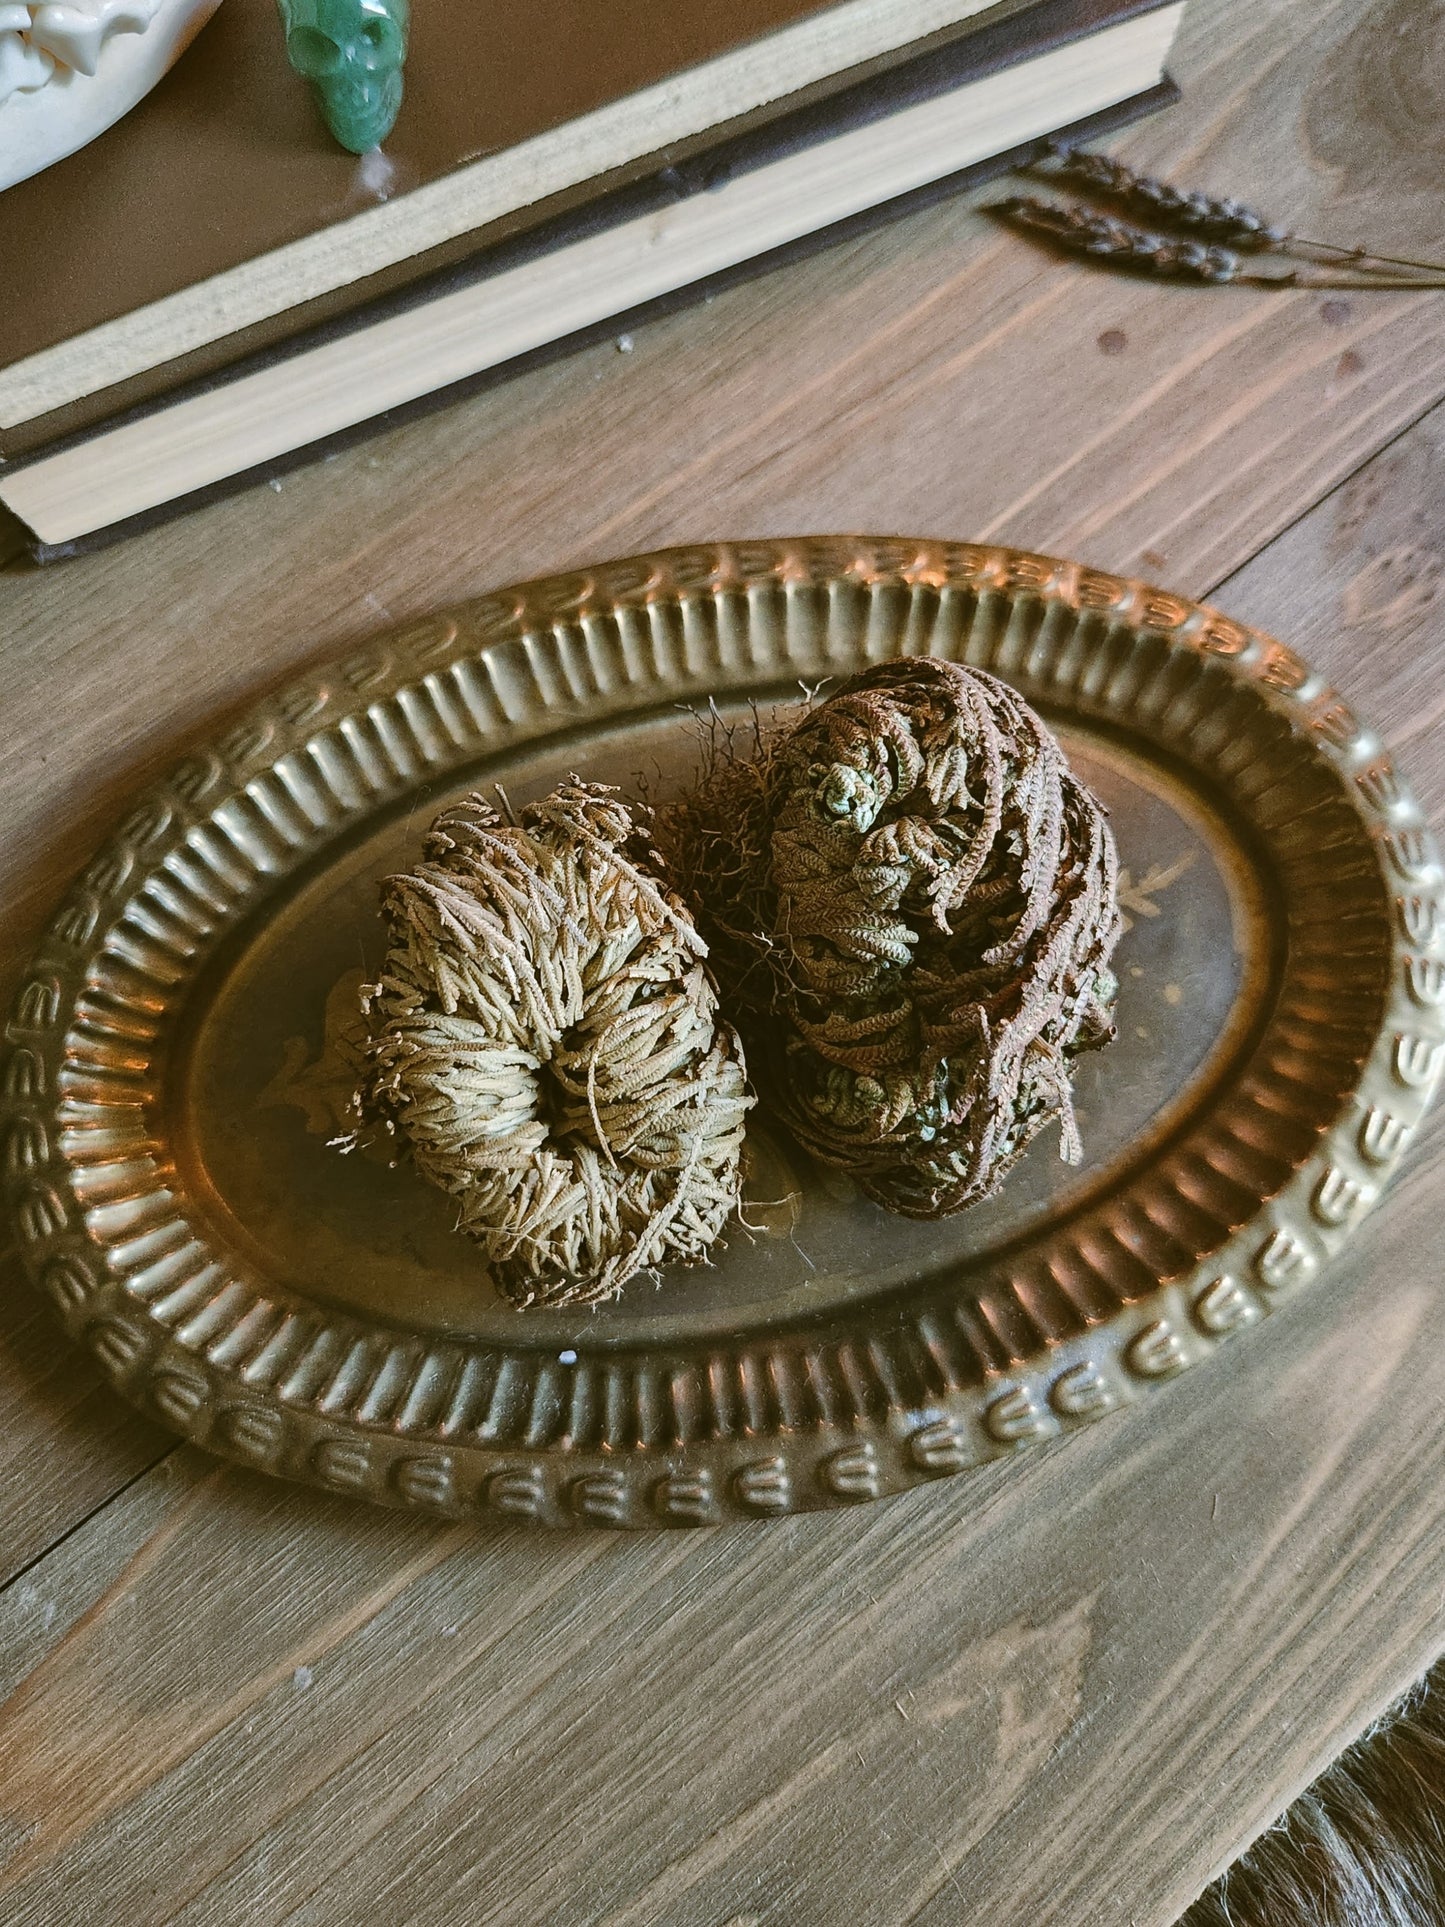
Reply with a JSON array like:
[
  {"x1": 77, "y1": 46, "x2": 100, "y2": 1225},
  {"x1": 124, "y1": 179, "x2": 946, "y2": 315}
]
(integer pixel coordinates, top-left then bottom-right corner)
[
  {"x1": 1219, "y1": 402, "x2": 1445, "y2": 830},
  {"x1": 0, "y1": 1445, "x2": 197, "y2": 1704},
  {"x1": 3, "y1": 0, "x2": 1445, "y2": 1915},
  {"x1": 0, "y1": 1243, "x2": 170, "y2": 1592}
]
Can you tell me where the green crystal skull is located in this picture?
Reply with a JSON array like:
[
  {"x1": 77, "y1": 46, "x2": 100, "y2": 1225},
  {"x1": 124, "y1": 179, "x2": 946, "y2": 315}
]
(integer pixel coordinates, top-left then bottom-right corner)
[{"x1": 279, "y1": 0, "x2": 409, "y2": 153}]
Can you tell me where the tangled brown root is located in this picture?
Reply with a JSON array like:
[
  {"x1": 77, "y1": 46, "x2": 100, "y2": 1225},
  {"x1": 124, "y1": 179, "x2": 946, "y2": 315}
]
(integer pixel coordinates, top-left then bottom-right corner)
[
  {"x1": 660, "y1": 659, "x2": 1121, "y2": 1217},
  {"x1": 357, "y1": 780, "x2": 752, "y2": 1306}
]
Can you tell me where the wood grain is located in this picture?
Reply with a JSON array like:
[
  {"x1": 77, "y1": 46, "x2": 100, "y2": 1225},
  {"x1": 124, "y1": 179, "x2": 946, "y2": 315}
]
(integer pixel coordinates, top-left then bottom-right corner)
[
  {"x1": 1221, "y1": 403, "x2": 1445, "y2": 832},
  {"x1": 3, "y1": 0, "x2": 1445, "y2": 1917},
  {"x1": 0, "y1": 1242, "x2": 169, "y2": 1594}
]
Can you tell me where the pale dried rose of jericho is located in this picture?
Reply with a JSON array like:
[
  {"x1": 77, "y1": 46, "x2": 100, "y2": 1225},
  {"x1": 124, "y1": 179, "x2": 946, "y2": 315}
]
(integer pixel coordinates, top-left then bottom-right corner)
[{"x1": 354, "y1": 780, "x2": 752, "y2": 1308}]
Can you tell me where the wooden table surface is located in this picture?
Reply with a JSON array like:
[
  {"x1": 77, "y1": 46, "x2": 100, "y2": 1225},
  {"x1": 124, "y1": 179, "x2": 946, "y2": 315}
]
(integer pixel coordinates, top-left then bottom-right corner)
[{"x1": 4, "y1": 0, "x2": 1445, "y2": 1919}]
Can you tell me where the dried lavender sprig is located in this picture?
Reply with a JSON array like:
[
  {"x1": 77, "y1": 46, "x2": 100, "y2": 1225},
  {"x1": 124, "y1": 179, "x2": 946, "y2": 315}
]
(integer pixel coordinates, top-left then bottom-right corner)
[
  {"x1": 1032, "y1": 142, "x2": 1281, "y2": 249},
  {"x1": 988, "y1": 198, "x2": 1242, "y2": 283},
  {"x1": 987, "y1": 197, "x2": 1445, "y2": 291},
  {"x1": 1032, "y1": 141, "x2": 1445, "y2": 279}
]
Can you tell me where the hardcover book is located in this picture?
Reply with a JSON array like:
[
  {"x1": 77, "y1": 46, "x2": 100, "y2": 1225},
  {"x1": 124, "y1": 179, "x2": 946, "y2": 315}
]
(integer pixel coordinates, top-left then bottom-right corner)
[{"x1": 0, "y1": 0, "x2": 1182, "y2": 556}]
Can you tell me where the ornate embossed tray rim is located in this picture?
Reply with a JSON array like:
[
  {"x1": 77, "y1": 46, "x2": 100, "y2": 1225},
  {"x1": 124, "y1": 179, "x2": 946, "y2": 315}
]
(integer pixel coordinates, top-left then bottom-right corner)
[{"x1": 4, "y1": 539, "x2": 1443, "y2": 1528}]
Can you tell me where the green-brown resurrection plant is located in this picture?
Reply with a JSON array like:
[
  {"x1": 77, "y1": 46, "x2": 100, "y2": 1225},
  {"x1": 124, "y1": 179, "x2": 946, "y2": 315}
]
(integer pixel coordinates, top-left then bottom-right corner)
[
  {"x1": 354, "y1": 781, "x2": 751, "y2": 1307},
  {"x1": 659, "y1": 660, "x2": 1122, "y2": 1218}
]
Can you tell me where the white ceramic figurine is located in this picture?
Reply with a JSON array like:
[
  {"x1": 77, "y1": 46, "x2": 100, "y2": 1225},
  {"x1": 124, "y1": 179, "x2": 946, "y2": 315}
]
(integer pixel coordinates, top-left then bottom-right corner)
[{"x1": 0, "y1": 0, "x2": 220, "y2": 190}]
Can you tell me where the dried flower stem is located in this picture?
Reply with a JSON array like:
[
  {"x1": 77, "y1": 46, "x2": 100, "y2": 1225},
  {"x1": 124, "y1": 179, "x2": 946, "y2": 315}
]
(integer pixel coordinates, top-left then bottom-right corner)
[
  {"x1": 1032, "y1": 141, "x2": 1445, "y2": 280},
  {"x1": 991, "y1": 197, "x2": 1239, "y2": 282},
  {"x1": 988, "y1": 197, "x2": 1445, "y2": 291}
]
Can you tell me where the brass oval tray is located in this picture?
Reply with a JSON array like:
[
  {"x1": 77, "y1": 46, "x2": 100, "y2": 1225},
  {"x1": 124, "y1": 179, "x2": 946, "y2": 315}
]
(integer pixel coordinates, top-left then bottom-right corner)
[{"x1": 5, "y1": 539, "x2": 1443, "y2": 1526}]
